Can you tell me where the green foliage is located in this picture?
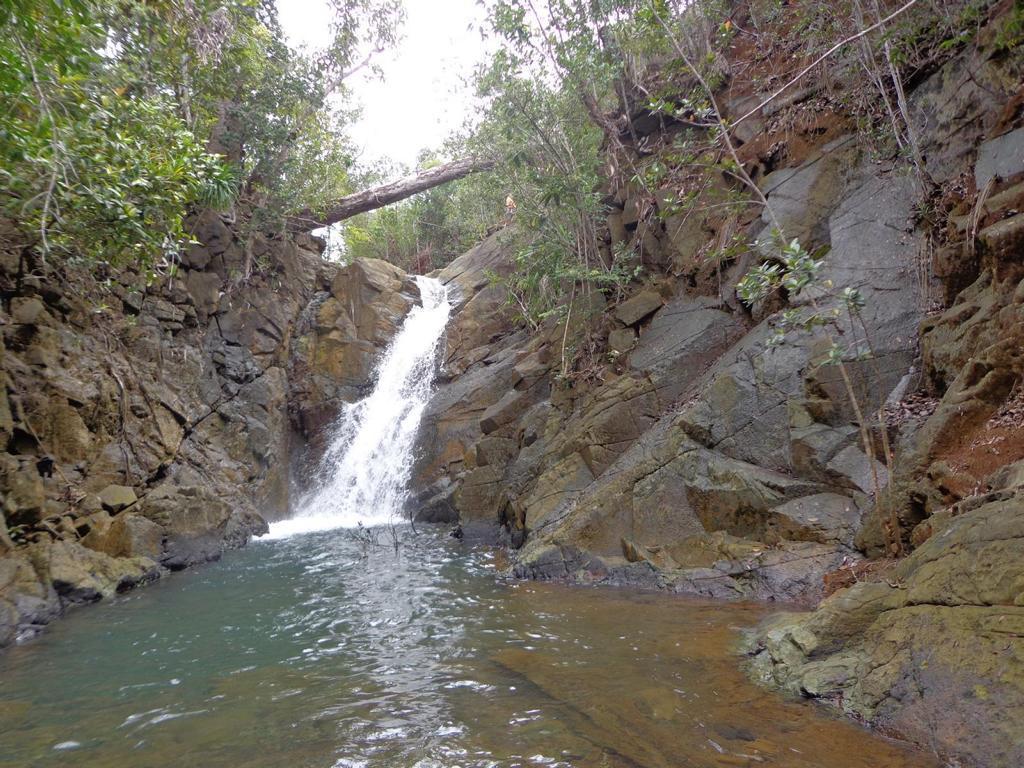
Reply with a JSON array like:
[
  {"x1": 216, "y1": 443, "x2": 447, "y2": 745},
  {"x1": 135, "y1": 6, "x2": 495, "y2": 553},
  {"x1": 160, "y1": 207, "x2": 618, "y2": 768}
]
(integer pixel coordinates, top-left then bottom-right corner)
[
  {"x1": 1, "y1": 0, "x2": 234, "y2": 263},
  {"x1": 343, "y1": 153, "x2": 498, "y2": 271},
  {"x1": 737, "y1": 235, "x2": 872, "y2": 363},
  {"x1": 993, "y1": 1, "x2": 1024, "y2": 51},
  {"x1": 460, "y1": 0, "x2": 664, "y2": 324},
  {"x1": 1, "y1": 0, "x2": 401, "y2": 267}
]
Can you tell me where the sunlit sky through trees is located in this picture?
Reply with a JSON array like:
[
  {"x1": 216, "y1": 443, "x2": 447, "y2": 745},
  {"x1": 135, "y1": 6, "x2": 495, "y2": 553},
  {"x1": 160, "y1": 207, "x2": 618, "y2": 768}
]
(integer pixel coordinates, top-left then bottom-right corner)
[{"x1": 278, "y1": 0, "x2": 490, "y2": 174}]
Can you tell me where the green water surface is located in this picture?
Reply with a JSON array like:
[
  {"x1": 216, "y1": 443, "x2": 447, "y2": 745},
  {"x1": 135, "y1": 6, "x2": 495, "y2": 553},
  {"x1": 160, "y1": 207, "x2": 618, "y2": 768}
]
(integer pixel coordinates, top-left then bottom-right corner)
[{"x1": 0, "y1": 529, "x2": 936, "y2": 768}]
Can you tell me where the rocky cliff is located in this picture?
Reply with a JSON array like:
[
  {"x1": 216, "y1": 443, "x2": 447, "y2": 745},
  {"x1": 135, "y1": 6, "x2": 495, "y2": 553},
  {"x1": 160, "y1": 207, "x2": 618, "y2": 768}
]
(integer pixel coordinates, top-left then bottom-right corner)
[
  {"x1": 410, "y1": 9, "x2": 1024, "y2": 766},
  {"x1": 0, "y1": 210, "x2": 418, "y2": 646},
  {"x1": 2, "y1": 2, "x2": 1023, "y2": 765}
]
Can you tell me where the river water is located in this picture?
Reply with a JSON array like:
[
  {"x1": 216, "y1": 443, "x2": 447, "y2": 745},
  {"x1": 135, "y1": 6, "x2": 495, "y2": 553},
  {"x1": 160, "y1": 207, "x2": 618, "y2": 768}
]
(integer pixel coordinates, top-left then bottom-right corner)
[{"x1": 0, "y1": 529, "x2": 936, "y2": 768}]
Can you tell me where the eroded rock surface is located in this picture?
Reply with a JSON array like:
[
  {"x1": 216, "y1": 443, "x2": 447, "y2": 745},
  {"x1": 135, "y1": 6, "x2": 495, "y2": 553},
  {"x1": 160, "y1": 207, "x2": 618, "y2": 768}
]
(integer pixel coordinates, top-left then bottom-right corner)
[
  {"x1": 0, "y1": 204, "x2": 418, "y2": 644},
  {"x1": 407, "y1": 16, "x2": 1024, "y2": 765}
]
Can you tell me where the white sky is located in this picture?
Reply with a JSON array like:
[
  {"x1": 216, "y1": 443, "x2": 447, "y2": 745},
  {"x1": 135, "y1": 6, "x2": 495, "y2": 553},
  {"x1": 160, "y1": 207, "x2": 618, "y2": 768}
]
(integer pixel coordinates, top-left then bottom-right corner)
[{"x1": 278, "y1": 0, "x2": 489, "y2": 174}]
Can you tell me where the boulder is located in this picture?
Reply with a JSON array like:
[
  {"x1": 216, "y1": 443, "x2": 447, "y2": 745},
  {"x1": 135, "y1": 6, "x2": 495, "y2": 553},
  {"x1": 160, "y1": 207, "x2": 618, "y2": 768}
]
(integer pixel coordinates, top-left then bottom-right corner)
[
  {"x1": 136, "y1": 483, "x2": 267, "y2": 569},
  {"x1": 614, "y1": 290, "x2": 663, "y2": 326},
  {"x1": 747, "y1": 493, "x2": 1024, "y2": 768},
  {"x1": 98, "y1": 484, "x2": 138, "y2": 513},
  {"x1": 38, "y1": 540, "x2": 160, "y2": 605}
]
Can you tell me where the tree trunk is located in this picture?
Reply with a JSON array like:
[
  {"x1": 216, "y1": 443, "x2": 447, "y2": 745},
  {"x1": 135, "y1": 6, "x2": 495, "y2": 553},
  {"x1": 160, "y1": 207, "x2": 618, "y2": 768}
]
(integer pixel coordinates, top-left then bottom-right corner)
[{"x1": 289, "y1": 156, "x2": 496, "y2": 230}]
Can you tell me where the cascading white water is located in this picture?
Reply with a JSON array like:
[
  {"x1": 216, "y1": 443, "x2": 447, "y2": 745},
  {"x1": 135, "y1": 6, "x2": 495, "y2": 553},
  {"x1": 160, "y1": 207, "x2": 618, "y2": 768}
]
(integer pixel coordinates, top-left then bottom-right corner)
[{"x1": 266, "y1": 276, "x2": 451, "y2": 539}]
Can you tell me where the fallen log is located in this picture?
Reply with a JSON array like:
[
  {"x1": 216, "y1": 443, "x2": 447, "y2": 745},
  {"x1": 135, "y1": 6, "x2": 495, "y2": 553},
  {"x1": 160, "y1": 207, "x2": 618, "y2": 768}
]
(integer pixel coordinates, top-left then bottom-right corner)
[{"x1": 289, "y1": 155, "x2": 496, "y2": 230}]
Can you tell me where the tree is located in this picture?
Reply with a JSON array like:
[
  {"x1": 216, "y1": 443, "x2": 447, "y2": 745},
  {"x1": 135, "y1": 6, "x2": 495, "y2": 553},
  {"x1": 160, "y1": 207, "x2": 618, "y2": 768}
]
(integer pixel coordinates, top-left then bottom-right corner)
[{"x1": 1, "y1": 0, "x2": 403, "y2": 267}]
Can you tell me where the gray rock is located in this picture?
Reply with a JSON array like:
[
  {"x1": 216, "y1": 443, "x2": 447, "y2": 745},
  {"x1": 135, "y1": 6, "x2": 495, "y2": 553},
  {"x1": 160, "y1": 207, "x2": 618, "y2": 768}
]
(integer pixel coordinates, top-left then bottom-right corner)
[
  {"x1": 754, "y1": 135, "x2": 857, "y2": 255},
  {"x1": 629, "y1": 295, "x2": 745, "y2": 401},
  {"x1": 614, "y1": 290, "x2": 663, "y2": 326},
  {"x1": 769, "y1": 493, "x2": 862, "y2": 547},
  {"x1": 976, "y1": 127, "x2": 1024, "y2": 189},
  {"x1": 480, "y1": 389, "x2": 527, "y2": 435},
  {"x1": 826, "y1": 446, "x2": 889, "y2": 495}
]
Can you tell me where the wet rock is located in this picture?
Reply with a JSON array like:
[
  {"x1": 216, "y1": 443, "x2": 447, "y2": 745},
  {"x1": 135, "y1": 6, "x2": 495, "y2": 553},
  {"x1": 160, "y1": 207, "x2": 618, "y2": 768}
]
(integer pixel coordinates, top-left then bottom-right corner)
[{"x1": 411, "y1": 477, "x2": 459, "y2": 523}]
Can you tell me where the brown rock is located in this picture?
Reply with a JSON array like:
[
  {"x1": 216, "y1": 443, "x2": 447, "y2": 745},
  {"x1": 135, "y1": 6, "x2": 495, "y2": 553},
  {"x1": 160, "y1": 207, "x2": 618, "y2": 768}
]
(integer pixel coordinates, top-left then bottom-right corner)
[
  {"x1": 83, "y1": 513, "x2": 163, "y2": 560},
  {"x1": 10, "y1": 297, "x2": 49, "y2": 325},
  {"x1": 98, "y1": 485, "x2": 138, "y2": 513},
  {"x1": 614, "y1": 290, "x2": 663, "y2": 326}
]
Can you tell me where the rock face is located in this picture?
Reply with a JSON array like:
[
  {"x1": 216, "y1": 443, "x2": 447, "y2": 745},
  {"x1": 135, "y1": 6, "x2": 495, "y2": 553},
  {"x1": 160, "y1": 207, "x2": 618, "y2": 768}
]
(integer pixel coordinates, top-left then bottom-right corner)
[
  {"x1": 0, "y1": 203, "x2": 419, "y2": 644},
  {"x1": 407, "y1": 12, "x2": 1024, "y2": 766},
  {"x1": 288, "y1": 258, "x2": 419, "y2": 443},
  {"x1": 416, "y1": 130, "x2": 927, "y2": 600},
  {"x1": 747, "y1": 490, "x2": 1024, "y2": 768}
]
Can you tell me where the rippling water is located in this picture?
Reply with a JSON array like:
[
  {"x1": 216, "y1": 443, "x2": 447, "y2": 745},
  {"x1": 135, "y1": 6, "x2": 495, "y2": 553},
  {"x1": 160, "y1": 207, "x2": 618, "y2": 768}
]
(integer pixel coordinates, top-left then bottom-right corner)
[{"x1": 0, "y1": 529, "x2": 935, "y2": 768}]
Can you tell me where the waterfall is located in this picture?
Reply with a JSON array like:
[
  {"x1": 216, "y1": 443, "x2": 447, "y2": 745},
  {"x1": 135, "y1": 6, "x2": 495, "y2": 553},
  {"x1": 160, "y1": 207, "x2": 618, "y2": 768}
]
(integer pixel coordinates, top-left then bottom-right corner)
[{"x1": 267, "y1": 275, "x2": 451, "y2": 539}]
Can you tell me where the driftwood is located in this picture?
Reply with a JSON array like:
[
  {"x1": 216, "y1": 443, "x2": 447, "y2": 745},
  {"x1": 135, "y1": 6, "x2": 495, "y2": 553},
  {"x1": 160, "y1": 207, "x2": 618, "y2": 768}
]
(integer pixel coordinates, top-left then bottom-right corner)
[{"x1": 290, "y1": 156, "x2": 496, "y2": 230}]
